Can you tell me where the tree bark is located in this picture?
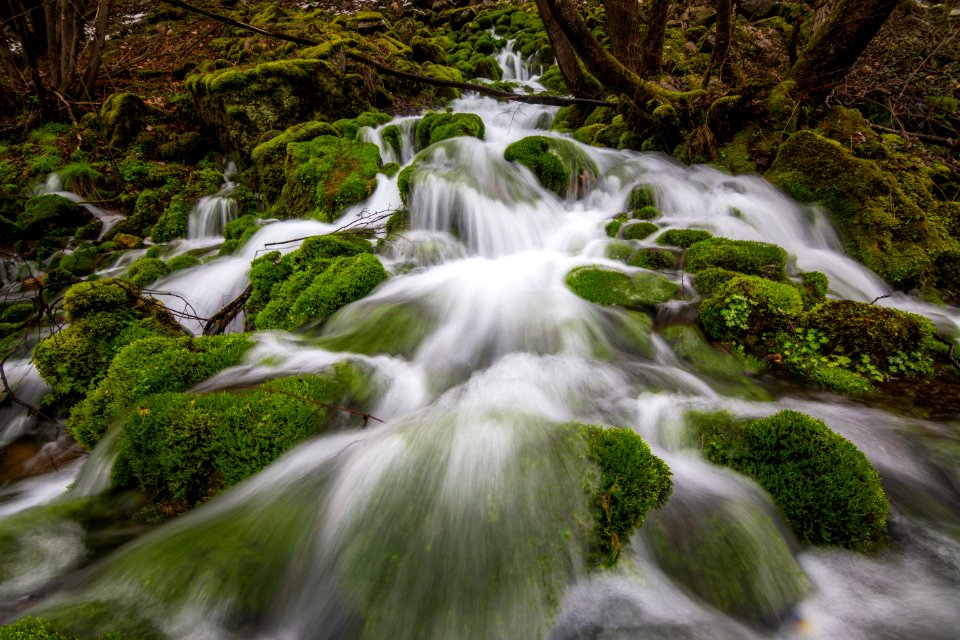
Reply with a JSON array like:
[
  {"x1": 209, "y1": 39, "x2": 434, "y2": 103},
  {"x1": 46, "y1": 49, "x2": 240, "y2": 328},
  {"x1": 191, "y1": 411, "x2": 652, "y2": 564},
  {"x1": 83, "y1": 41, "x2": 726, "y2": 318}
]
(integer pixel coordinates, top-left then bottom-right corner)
[
  {"x1": 82, "y1": 0, "x2": 111, "y2": 94},
  {"x1": 705, "y1": 0, "x2": 732, "y2": 86},
  {"x1": 534, "y1": 0, "x2": 600, "y2": 97},
  {"x1": 788, "y1": 0, "x2": 899, "y2": 102},
  {"x1": 605, "y1": 0, "x2": 642, "y2": 73},
  {"x1": 640, "y1": 0, "x2": 670, "y2": 78}
]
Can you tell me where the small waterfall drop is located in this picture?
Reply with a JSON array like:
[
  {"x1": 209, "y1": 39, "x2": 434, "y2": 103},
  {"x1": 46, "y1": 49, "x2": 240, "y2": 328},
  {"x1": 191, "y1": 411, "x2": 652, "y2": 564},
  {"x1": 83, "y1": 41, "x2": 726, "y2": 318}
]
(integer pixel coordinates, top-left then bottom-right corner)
[
  {"x1": 186, "y1": 162, "x2": 239, "y2": 239},
  {"x1": 33, "y1": 173, "x2": 124, "y2": 238}
]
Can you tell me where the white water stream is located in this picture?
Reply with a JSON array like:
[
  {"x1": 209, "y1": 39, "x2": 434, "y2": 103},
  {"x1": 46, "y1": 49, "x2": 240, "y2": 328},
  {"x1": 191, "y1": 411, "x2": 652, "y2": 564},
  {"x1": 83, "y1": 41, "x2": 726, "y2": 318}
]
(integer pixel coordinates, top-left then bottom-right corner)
[{"x1": 2, "y1": 44, "x2": 959, "y2": 638}]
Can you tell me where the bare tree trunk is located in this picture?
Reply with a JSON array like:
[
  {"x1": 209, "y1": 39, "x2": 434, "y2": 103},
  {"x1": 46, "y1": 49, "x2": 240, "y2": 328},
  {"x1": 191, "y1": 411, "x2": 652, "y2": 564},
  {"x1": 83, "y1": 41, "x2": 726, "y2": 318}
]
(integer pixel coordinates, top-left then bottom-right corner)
[
  {"x1": 788, "y1": 0, "x2": 899, "y2": 102},
  {"x1": 640, "y1": 0, "x2": 671, "y2": 78},
  {"x1": 605, "y1": 0, "x2": 641, "y2": 73},
  {"x1": 82, "y1": 0, "x2": 111, "y2": 94},
  {"x1": 535, "y1": 0, "x2": 601, "y2": 97},
  {"x1": 43, "y1": 0, "x2": 61, "y2": 89},
  {"x1": 704, "y1": 0, "x2": 732, "y2": 86}
]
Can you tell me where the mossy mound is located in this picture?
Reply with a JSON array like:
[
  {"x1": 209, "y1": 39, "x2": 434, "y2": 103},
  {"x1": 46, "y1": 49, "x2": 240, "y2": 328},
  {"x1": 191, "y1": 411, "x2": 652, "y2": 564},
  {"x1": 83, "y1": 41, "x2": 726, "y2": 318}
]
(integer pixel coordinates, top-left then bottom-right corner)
[
  {"x1": 685, "y1": 237, "x2": 787, "y2": 280},
  {"x1": 579, "y1": 424, "x2": 673, "y2": 568},
  {"x1": 150, "y1": 196, "x2": 191, "y2": 243},
  {"x1": 67, "y1": 334, "x2": 253, "y2": 450},
  {"x1": 766, "y1": 129, "x2": 960, "y2": 297},
  {"x1": 250, "y1": 120, "x2": 337, "y2": 203},
  {"x1": 318, "y1": 302, "x2": 434, "y2": 358},
  {"x1": 504, "y1": 136, "x2": 598, "y2": 198},
  {"x1": 692, "y1": 267, "x2": 741, "y2": 296},
  {"x1": 690, "y1": 410, "x2": 889, "y2": 551},
  {"x1": 17, "y1": 194, "x2": 88, "y2": 240},
  {"x1": 218, "y1": 214, "x2": 261, "y2": 255},
  {"x1": 621, "y1": 221, "x2": 659, "y2": 241},
  {"x1": 627, "y1": 248, "x2": 676, "y2": 271},
  {"x1": 124, "y1": 258, "x2": 170, "y2": 288},
  {"x1": 112, "y1": 363, "x2": 373, "y2": 505},
  {"x1": 247, "y1": 233, "x2": 386, "y2": 331},
  {"x1": 415, "y1": 112, "x2": 485, "y2": 150},
  {"x1": 32, "y1": 280, "x2": 185, "y2": 402},
  {"x1": 99, "y1": 93, "x2": 147, "y2": 149},
  {"x1": 648, "y1": 498, "x2": 809, "y2": 624},
  {"x1": 566, "y1": 266, "x2": 679, "y2": 308},
  {"x1": 186, "y1": 59, "x2": 370, "y2": 155},
  {"x1": 656, "y1": 228, "x2": 713, "y2": 248},
  {"x1": 700, "y1": 275, "x2": 803, "y2": 343},
  {"x1": 277, "y1": 134, "x2": 382, "y2": 221}
]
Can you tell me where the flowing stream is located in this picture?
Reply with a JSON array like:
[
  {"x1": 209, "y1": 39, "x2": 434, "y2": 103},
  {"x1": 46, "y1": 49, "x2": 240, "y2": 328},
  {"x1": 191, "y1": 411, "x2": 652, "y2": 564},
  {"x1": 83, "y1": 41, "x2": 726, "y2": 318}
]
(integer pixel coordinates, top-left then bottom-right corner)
[{"x1": 2, "y1": 44, "x2": 959, "y2": 639}]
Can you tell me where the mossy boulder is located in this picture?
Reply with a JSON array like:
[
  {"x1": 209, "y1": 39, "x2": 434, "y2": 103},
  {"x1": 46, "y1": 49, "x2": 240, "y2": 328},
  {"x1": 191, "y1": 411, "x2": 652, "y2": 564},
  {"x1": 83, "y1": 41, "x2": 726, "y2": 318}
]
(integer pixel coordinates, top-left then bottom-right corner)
[
  {"x1": 278, "y1": 134, "x2": 382, "y2": 221},
  {"x1": 656, "y1": 228, "x2": 713, "y2": 249},
  {"x1": 112, "y1": 363, "x2": 374, "y2": 505},
  {"x1": 693, "y1": 267, "x2": 741, "y2": 296},
  {"x1": 125, "y1": 258, "x2": 170, "y2": 288},
  {"x1": 621, "y1": 221, "x2": 658, "y2": 241},
  {"x1": 700, "y1": 275, "x2": 803, "y2": 343},
  {"x1": 415, "y1": 112, "x2": 485, "y2": 150},
  {"x1": 250, "y1": 121, "x2": 337, "y2": 203},
  {"x1": 217, "y1": 214, "x2": 261, "y2": 256},
  {"x1": 627, "y1": 184, "x2": 655, "y2": 210},
  {"x1": 150, "y1": 196, "x2": 191, "y2": 243},
  {"x1": 504, "y1": 136, "x2": 598, "y2": 198},
  {"x1": 690, "y1": 410, "x2": 889, "y2": 551},
  {"x1": 566, "y1": 266, "x2": 679, "y2": 307},
  {"x1": 627, "y1": 248, "x2": 676, "y2": 271},
  {"x1": 68, "y1": 334, "x2": 253, "y2": 450},
  {"x1": 32, "y1": 280, "x2": 184, "y2": 402},
  {"x1": 186, "y1": 60, "x2": 370, "y2": 155},
  {"x1": 686, "y1": 237, "x2": 787, "y2": 280},
  {"x1": 318, "y1": 302, "x2": 434, "y2": 358},
  {"x1": 17, "y1": 195, "x2": 88, "y2": 240},
  {"x1": 99, "y1": 93, "x2": 147, "y2": 148},
  {"x1": 766, "y1": 129, "x2": 960, "y2": 296}
]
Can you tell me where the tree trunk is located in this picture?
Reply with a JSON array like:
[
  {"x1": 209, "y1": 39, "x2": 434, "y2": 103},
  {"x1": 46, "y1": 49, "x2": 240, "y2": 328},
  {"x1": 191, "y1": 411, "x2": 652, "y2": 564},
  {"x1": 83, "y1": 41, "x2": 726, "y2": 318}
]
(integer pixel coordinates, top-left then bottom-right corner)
[
  {"x1": 605, "y1": 0, "x2": 641, "y2": 73},
  {"x1": 82, "y1": 0, "x2": 111, "y2": 94},
  {"x1": 640, "y1": 0, "x2": 671, "y2": 78},
  {"x1": 788, "y1": 0, "x2": 899, "y2": 102},
  {"x1": 534, "y1": 0, "x2": 601, "y2": 97},
  {"x1": 705, "y1": 0, "x2": 732, "y2": 85}
]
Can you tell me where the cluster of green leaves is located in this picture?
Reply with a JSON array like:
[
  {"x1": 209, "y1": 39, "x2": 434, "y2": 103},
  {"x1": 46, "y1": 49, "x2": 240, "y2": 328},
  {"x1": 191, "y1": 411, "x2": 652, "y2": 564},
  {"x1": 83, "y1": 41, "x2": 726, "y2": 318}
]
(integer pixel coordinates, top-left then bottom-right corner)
[
  {"x1": 700, "y1": 275, "x2": 803, "y2": 343},
  {"x1": 690, "y1": 410, "x2": 889, "y2": 551}
]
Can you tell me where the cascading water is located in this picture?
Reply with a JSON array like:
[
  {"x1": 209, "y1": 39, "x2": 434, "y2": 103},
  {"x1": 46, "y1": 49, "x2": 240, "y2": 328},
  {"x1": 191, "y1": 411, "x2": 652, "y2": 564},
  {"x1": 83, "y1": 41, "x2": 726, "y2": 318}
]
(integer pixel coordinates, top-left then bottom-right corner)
[
  {"x1": 32, "y1": 173, "x2": 125, "y2": 239},
  {"x1": 2, "y1": 43, "x2": 959, "y2": 640},
  {"x1": 186, "y1": 162, "x2": 240, "y2": 240}
]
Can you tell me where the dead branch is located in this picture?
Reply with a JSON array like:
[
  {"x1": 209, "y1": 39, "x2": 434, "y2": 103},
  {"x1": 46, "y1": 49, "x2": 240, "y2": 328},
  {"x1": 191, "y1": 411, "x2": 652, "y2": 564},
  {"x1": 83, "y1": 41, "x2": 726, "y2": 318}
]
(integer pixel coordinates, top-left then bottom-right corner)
[
  {"x1": 203, "y1": 284, "x2": 251, "y2": 336},
  {"x1": 154, "y1": 0, "x2": 615, "y2": 109},
  {"x1": 867, "y1": 123, "x2": 958, "y2": 149}
]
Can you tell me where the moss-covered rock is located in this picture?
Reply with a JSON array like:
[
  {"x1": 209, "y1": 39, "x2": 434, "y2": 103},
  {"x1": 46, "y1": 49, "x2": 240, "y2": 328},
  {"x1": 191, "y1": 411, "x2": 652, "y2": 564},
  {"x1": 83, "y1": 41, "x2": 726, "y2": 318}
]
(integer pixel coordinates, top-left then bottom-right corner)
[
  {"x1": 415, "y1": 112, "x2": 485, "y2": 150},
  {"x1": 166, "y1": 254, "x2": 201, "y2": 272},
  {"x1": 566, "y1": 266, "x2": 679, "y2": 307},
  {"x1": 250, "y1": 121, "x2": 337, "y2": 204},
  {"x1": 700, "y1": 275, "x2": 803, "y2": 343},
  {"x1": 627, "y1": 184, "x2": 655, "y2": 210},
  {"x1": 17, "y1": 195, "x2": 87, "y2": 240},
  {"x1": 766, "y1": 129, "x2": 960, "y2": 296},
  {"x1": 621, "y1": 221, "x2": 658, "y2": 240},
  {"x1": 686, "y1": 237, "x2": 787, "y2": 280},
  {"x1": 504, "y1": 136, "x2": 598, "y2": 198},
  {"x1": 632, "y1": 205, "x2": 661, "y2": 220},
  {"x1": 278, "y1": 134, "x2": 382, "y2": 221},
  {"x1": 656, "y1": 228, "x2": 713, "y2": 248},
  {"x1": 186, "y1": 60, "x2": 371, "y2": 155},
  {"x1": 150, "y1": 196, "x2": 191, "y2": 243},
  {"x1": 99, "y1": 93, "x2": 147, "y2": 149},
  {"x1": 627, "y1": 248, "x2": 676, "y2": 271},
  {"x1": 125, "y1": 258, "x2": 170, "y2": 288},
  {"x1": 690, "y1": 410, "x2": 889, "y2": 551},
  {"x1": 218, "y1": 214, "x2": 260, "y2": 256},
  {"x1": 67, "y1": 334, "x2": 253, "y2": 450},
  {"x1": 692, "y1": 267, "x2": 741, "y2": 296},
  {"x1": 112, "y1": 364, "x2": 373, "y2": 505},
  {"x1": 32, "y1": 280, "x2": 184, "y2": 402}
]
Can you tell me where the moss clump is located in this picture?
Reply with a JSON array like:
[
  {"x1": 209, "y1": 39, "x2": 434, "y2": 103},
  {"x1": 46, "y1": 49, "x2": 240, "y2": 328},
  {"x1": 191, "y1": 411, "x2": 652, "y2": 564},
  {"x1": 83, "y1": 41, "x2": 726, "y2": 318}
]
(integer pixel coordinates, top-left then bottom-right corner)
[
  {"x1": 566, "y1": 266, "x2": 679, "y2": 307},
  {"x1": 692, "y1": 267, "x2": 740, "y2": 296},
  {"x1": 318, "y1": 303, "x2": 433, "y2": 357},
  {"x1": 604, "y1": 214, "x2": 628, "y2": 238},
  {"x1": 32, "y1": 280, "x2": 183, "y2": 402},
  {"x1": 112, "y1": 365, "x2": 373, "y2": 505},
  {"x1": 17, "y1": 195, "x2": 87, "y2": 240},
  {"x1": 803, "y1": 300, "x2": 934, "y2": 378},
  {"x1": 125, "y1": 258, "x2": 170, "y2": 288},
  {"x1": 67, "y1": 334, "x2": 253, "y2": 450},
  {"x1": 278, "y1": 134, "x2": 382, "y2": 221},
  {"x1": 250, "y1": 121, "x2": 337, "y2": 203},
  {"x1": 504, "y1": 136, "x2": 598, "y2": 198},
  {"x1": 621, "y1": 221, "x2": 658, "y2": 241},
  {"x1": 99, "y1": 93, "x2": 146, "y2": 148},
  {"x1": 627, "y1": 184, "x2": 655, "y2": 210},
  {"x1": 656, "y1": 228, "x2": 713, "y2": 249},
  {"x1": 700, "y1": 275, "x2": 803, "y2": 343},
  {"x1": 660, "y1": 325, "x2": 771, "y2": 400},
  {"x1": 685, "y1": 237, "x2": 787, "y2": 280},
  {"x1": 627, "y1": 248, "x2": 675, "y2": 271},
  {"x1": 579, "y1": 424, "x2": 672, "y2": 568},
  {"x1": 605, "y1": 240, "x2": 634, "y2": 261},
  {"x1": 166, "y1": 254, "x2": 200, "y2": 272},
  {"x1": 415, "y1": 112, "x2": 485, "y2": 149},
  {"x1": 691, "y1": 410, "x2": 889, "y2": 551},
  {"x1": 765, "y1": 129, "x2": 960, "y2": 296},
  {"x1": 381, "y1": 124, "x2": 403, "y2": 160},
  {"x1": 218, "y1": 214, "x2": 260, "y2": 255},
  {"x1": 633, "y1": 205, "x2": 661, "y2": 220},
  {"x1": 150, "y1": 196, "x2": 190, "y2": 243}
]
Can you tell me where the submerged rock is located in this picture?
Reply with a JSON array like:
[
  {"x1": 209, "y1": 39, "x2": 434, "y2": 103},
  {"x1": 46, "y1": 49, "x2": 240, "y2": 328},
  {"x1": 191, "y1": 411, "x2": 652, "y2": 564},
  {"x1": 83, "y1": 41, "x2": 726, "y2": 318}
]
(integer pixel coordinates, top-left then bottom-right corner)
[{"x1": 504, "y1": 136, "x2": 598, "y2": 199}]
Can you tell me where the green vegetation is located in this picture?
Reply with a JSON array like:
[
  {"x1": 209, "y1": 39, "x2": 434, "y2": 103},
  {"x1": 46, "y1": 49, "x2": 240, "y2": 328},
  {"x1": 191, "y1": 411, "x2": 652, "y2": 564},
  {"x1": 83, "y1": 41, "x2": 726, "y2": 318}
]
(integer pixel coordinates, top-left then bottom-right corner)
[
  {"x1": 656, "y1": 228, "x2": 712, "y2": 248},
  {"x1": 690, "y1": 410, "x2": 889, "y2": 551},
  {"x1": 17, "y1": 195, "x2": 86, "y2": 240},
  {"x1": 627, "y1": 248, "x2": 675, "y2": 271},
  {"x1": 218, "y1": 214, "x2": 260, "y2": 255},
  {"x1": 565, "y1": 266, "x2": 679, "y2": 308},
  {"x1": 685, "y1": 237, "x2": 787, "y2": 280},
  {"x1": 700, "y1": 275, "x2": 803, "y2": 342},
  {"x1": 125, "y1": 258, "x2": 170, "y2": 288},
  {"x1": 415, "y1": 112, "x2": 485, "y2": 149},
  {"x1": 504, "y1": 136, "x2": 598, "y2": 198},
  {"x1": 621, "y1": 221, "x2": 658, "y2": 241},
  {"x1": 660, "y1": 325, "x2": 772, "y2": 400},
  {"x1": 99, "y1": 93, "x2": 146, "y2": 149}
]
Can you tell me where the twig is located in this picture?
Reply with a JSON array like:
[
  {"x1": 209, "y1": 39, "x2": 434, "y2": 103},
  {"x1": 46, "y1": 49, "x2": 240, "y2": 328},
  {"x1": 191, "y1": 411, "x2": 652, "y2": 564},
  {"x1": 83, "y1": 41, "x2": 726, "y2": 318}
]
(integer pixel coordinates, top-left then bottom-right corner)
[
  {"x1": 869, "y1": 293, "x2": 891, "y2": 305},
  {"x1": 203, "y1": 284, "x2": 251, "y2": 335},
  {"x1": 868, "y1": 123, "x2": 958, "y2": 149},
  {"x1": 932, "y1": 334, "x2": 960, "y2": 374}
]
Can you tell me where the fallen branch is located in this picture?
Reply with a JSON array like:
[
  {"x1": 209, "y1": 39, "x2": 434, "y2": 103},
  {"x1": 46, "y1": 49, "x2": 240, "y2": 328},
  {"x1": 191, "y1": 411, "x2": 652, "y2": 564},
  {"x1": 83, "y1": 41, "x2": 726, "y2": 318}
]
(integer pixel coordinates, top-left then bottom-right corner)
[
  {"x1": 868, "y1": 124, "x2": 958, "y2": 149},
  {"x1": 932, "y1": 333, "x2": 960, "y2": 374},
  {"x1": 155, "y1": 0, "x2": 615, "y2": 108},
  {"x1": 203, "y1": 284, "x2": 251, "y2": 336}
]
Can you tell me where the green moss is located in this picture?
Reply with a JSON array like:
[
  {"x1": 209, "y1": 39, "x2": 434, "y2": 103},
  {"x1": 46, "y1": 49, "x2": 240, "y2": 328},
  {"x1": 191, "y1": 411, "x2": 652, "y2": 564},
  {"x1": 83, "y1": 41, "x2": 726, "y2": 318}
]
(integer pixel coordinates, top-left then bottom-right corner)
[
  {"x1": 17, "y1": 195, "x2": 86, "y2": 239},
  {"x1": 218, "y1": 214, "x2": 260, "y2": 256},
  {"x1": 112, "y1": 365, "x2": 373, "y2": 505},
  {"x1": 605, "y1": 240, "x2": 634, "y2": 261},
  {"x1": 566, "y1": 266, "x2": 679, "y2": 307},
  {"x1": 250, "y1": 121, "x2": 337, "y2": 204},
  {"x1": 150, "y1": 196, "x2": 190, "y2": 243},
  {"x1": 604, "y1": 214, "x2": 628, "y2": 238},
  {"x1": 627, "y1": 184, "x2": 655, "y2": 210},
  {"x1": 166, "y1": 254, "x2": 200, "y2": 272},
  {"x1": 700, "y1": 275, "x2": 803, "y2": 343},
  {"x1": 656, "y1": 228, "x2": 712, "y2": 249},
  {"x1": 318, "y1": 303, "x2": 433, "y2": 357},
  {"x1": 415, "y1": 112, "x2": 485, "y2": 150},
  {"x1": 685, "y1": 237, "x2": 787, "y2": 279},
  {"x1": 279, "y1": 134, "x2": 382, "y2": 221},
  {"x1": 504, "y1": 136, "x2": 598, "y2": 198},
  {"x1": 621, "y1": 221, "x2": 658, "y2": 240},
  {"x1": 627, "y1": 248, "x2": 675, "y2": 271},
  {"x1": 58, "y1": 160, "x2": 102, "y2": 198},
  {"x1": 579, "y1": 424, "x2": 672, "y2": 568},
  {"x1": 124, "y1": 258, "x2": 170, "y2": 288},
  {"x1": 633, "y1": 205, "x2": 661, "y2": 220},
  {"x1": 799, "y1": 271, "x2": 829, "y2": 301},
  {"x1": 157, "y1": 131, "x2": 207, "y2": 164},
  {"x1": 68, "y1": 334, "x2": 253, "y2": 450},
  {"x1": 381, "y1": 124, "x2": 403, "y2": 160},
  {"x1": 661, "y1": 325, "x2": 771, "y2": 400},
  {"x1": 692, "y1": 267, "x2": 740, "y2": 295},
  {"x1": 99, "y1": 93, "x2": 146, "y2": 148},
  {"x1": 691, "y1": 410, "x2": 889, "y2": 551}
]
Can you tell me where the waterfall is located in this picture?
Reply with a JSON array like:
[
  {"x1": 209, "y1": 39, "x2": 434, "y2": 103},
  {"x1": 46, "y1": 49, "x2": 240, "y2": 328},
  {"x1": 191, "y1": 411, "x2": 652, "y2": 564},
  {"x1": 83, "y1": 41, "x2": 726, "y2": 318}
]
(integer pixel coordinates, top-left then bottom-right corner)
[
  {"x1": 2, "y1": 40, "x2": 959, "y2": 640},
  {"x1": 186, "y1": 162, "x2": 239, "y2": 239}
]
